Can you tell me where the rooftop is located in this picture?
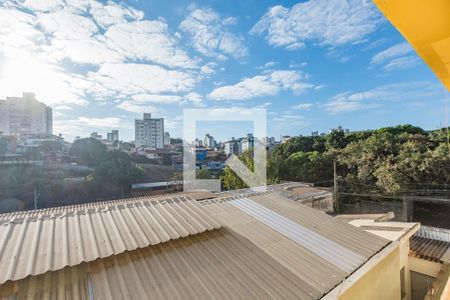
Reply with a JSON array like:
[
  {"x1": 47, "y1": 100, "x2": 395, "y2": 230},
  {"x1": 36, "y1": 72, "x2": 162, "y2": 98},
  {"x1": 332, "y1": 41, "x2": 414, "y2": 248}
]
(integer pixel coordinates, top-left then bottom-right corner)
[{"x1": 0, "y1": 185, "x2": 390, "y2": 299}]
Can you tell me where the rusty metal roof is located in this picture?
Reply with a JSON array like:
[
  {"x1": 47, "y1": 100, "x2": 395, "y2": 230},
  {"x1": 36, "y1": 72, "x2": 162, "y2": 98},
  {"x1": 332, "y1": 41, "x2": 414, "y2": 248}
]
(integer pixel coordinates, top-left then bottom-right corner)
[
  {"x1": 410, "y1": 236, "x2": 450, "y2": 263},
  {"x1": 0, "y1": 195, "x2": 220, "y2": 284}
]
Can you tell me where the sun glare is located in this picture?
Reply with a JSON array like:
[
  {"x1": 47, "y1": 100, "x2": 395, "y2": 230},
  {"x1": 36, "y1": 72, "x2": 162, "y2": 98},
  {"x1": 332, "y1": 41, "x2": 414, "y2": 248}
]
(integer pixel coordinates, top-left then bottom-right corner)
[{"x1": 0, "y1": 55, "x2": 81, "y2": 105}]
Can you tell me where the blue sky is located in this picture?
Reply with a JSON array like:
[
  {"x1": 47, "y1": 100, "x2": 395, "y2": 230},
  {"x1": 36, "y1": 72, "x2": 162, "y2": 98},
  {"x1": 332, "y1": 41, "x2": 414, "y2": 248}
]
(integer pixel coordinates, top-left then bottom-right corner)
[{"x1": 0, "y1": 0, "x2": 448, "y2": 142}]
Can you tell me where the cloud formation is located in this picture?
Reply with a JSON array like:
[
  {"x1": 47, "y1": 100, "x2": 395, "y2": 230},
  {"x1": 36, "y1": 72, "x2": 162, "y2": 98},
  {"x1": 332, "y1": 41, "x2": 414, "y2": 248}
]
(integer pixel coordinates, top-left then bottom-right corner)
[
  {"x1": 208, "y1": 70, "x2": 313, "y2": 101},
  {"x1": 0, "y1": 0, "x2": 204, "y2": 108},
  {"x1": 251, "y1": 0, "x2": 382, "y2": 50},
  {"x1": 180, "y1": 8, "x2": 248, "y2": 60},
  {"x1": 370, "y1": 42, "x2": 420, "y2": 71},
  {"x1": 324, "y1": 82, "x2": 440, "y2": 114}
]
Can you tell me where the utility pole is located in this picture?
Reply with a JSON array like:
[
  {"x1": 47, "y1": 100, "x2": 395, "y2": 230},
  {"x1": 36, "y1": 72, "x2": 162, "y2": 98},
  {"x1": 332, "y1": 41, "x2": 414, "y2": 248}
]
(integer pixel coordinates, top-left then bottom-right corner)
[
  {"x1": 33, "y1": 188, "x2": 40, "y2": 210},
  {"x1": 333, "y1": 161, "x2": 339, "y2": 214}
]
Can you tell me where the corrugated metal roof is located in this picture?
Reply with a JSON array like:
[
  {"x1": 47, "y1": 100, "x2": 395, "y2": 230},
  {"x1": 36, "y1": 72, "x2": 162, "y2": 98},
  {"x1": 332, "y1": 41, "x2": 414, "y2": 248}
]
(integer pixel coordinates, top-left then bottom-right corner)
[
  {"x1": 229, "y1": 197, "x2": 366, "y2": 272},
  {"x1": 0, "y1": 195, "x2": 220, "y2": 284},
  {"x1": 0, "y1": 188, "x2": 390, "y2": 299},
  {"x1": 410, "y1": 236, "x2": 450, "y2": 263},
  {"x1": 201, "y1": 193, "x2": 389, "y2": 297},
  {"x1": 0, "y1": 228, "x2": 320, "y2": 300}
]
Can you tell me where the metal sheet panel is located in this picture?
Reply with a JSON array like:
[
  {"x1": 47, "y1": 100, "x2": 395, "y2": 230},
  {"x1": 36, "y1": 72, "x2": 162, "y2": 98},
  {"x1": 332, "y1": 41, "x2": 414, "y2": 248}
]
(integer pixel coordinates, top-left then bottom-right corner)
[
  {"x1": 201, "y1": 194, "x2": 389, "y2": 296},
  {"x1": 0, "y1": 229, "x2": 321, "y2": 300},
  {"x1": 229, "y1": 197, "x2": 365, "y2": 272},
  {"x1": 0, "y1": 196, "x2": 220, "y2": 284},
  {"x1": 410, "y1": 236, "x2": 450, "y2": 263}
]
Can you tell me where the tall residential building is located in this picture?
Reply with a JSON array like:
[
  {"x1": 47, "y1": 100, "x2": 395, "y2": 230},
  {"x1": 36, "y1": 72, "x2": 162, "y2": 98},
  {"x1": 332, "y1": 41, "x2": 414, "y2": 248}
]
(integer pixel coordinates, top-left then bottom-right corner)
[
  {"x1": 241, "y1": 133, "x2": 254, "y2": 153},
  {"x1": 135, "y1": 113, "x2": 164, "y2": 149},
  {"x1": 107, "y1": 130, "x2": 119, "y2": 142},
  {"x1": 204, "y1": 133, "x2": 216, "y2": 149},
  {"x1": 164, "y1": 132, "x2": 170, "y2": 146},
  {"x1": 0, "y1": 92, "x2": 52, "y2": 136},
  {"x1": 224, "y1": 137, "x2": 239, "y2": 156}
]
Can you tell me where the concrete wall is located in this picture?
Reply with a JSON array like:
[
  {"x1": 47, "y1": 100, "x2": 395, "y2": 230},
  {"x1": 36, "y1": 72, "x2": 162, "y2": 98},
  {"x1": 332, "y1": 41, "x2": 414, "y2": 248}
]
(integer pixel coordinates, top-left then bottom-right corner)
[
  {"x1": 326, "y1": 243, "x2": 401, "y2": 300},
  {"x1": 340, "y1": 200, "x2": 411, "y2": 222},
  {"x1": 300, "y1": 196, "x2": 333, "y2": 213}
]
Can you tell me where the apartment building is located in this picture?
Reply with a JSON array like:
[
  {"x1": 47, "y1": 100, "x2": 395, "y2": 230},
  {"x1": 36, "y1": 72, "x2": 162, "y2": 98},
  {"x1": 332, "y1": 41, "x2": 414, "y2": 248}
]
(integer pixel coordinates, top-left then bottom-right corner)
[
  {"x1": 0, "y1": 92, "x2": 52, "y2": 136},
  {"x1": 135, "y1": 113, "x2": 164, "y2": 149},
  {"x1": 107, "y1": 130, "x2": 119, "y2": 142},
  {"x1": 164, "y1": 131, "x2": 170, "y2": 147},
  {"x1": 204, "y1": 133, "x2": 216, "y2": 149}
]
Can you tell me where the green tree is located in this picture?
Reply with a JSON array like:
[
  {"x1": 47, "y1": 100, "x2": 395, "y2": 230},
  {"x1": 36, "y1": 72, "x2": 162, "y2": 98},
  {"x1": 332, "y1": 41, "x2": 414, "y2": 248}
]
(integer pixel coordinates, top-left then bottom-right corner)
[
  {"x1": 326, "y1": 129, "x2": 346, "y2": 150},
  {"x1": 92, "y1": 150, "x2": 144, "y2": 196},
  {"x1": 197, "y1": 168, "x2": 211, "y2": 179},
  {"x1": 284, "y1": 151, "x2": 333, "y2": 183},
  {"x1": 70, "y1": 138, "x2": 107, "y2": 167},
  {"x1": 220, "y1": 150, "x2": 278, "y2": 190}
]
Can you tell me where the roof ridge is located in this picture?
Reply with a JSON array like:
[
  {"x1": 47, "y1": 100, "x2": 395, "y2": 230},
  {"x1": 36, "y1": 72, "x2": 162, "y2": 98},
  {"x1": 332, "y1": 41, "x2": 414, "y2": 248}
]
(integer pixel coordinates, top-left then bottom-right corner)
[{"x1": 0, "y1": 192, "x2": 195, "y2": 222}]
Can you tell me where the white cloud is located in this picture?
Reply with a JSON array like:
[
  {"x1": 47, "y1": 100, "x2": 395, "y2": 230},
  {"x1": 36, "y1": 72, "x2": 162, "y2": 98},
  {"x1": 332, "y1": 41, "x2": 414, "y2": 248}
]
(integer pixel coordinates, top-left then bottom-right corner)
[
  {"x1": 289, "y1": 62, "x2": 307, "y2": 69},
  {"x1": 180, "y1": 8, "x2": 248, "y2": 59},
  {"x1": 21, "y1": 0, "x2": 64, "y2": 12},
  {"x1": 324, "y1": 98, "x2": 372, "y2": 114},
  {"x1": 37, "y1": 9, "x2": 99, "y2": 40},
  {"x1": 208, "y1": 70, "x2": 314, "y2": 101},
  {"x1": 89, "y1": 0, "x2": 144, "y2": 28},
  {"x1": 132, "y1": 94, "x2": 183, "y2": 104},
  {"x1": 324, "y1": 82, "x2": 440, "y2": 114},
  {"x1": 272, "y1": 114, "x2": 309, "y2": 128},
  {"x1": 76, "y1": 116, "x2": 128, "y2": 128},
  {"x1": 184, "y1": 92, "x2": 205, "y2": 107},
  {"x1": 86, "y1": 63, "x2": 199, "y2": 97},
  {"x1": 370, "y1": 42, "x2": 420, "y2": 72},
  {"x1": 104, "y1": 20, "x2": 199, "y2": 68},
  {"x1": 200, "y1": 62, "x2": 218, "y2": 75},
  {"x1": 370, "y1": 43, "x2": 413, "y2": 65},
  {"x1": 0, "y1": 0, "x2": 208, "y2": 113},
  {"x1": 0, "y1": 7, "x2": 44, "y2": 58},
  {"x1": 116, "y1": 101, "x2": 158, "y2": 114},
  {"x1": 256, "y1": 61, "x2": 277, "y2": 70},
  {"x1": 250, "y1": 0, "x2": 382, "y2": 49},
  {"x1": 0, "y1": 54, "x2": 88, "y2": 106},
  {"x1": 382, "y1": 56, "x2": 420, "y2": 72},
  {"x1": 291, "y1": 103, "x2": 313, "y2": 110},
  {"x1": 2, "y1": 0, "x2": 198, "y2": 69},
  {"x1": 53, "y1": 116, "x2": 131, "y2": 139}
]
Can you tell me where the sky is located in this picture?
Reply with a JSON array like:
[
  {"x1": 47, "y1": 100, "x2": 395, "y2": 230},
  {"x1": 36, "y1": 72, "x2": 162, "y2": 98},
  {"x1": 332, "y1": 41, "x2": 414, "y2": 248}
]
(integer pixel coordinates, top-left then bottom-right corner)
[{"x1": 0, "y1": 0, "x2": 448, "y2": 142}]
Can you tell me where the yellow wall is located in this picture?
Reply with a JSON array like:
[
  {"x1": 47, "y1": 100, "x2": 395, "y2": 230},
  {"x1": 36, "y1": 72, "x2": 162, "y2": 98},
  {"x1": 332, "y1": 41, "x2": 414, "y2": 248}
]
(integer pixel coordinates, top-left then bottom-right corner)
[{"x1": 338, "y1": 245, "x2": 401, "y2": 300}]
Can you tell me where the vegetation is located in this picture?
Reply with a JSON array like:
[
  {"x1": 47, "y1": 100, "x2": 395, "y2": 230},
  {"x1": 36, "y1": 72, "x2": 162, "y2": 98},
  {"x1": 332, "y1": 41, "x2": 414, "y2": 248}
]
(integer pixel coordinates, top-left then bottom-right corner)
[
  {"x1": 0, "y1": 138, "x2": 145, "y2": 211},
  {"x1": 70, "y1": 138, "x2": 107, "y2": 167},
  {"x1": 221, "y1": 125, "x2": 450, "y2": 197}
]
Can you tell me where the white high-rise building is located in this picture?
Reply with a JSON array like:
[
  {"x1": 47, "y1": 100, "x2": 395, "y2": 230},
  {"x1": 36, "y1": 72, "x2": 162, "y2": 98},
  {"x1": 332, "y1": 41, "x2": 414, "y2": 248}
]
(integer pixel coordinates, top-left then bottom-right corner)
[
  {"x1": 204, "y1": 133, "x2": 216, "y2": 149},
  {"x1": 0, "y1": 92, "x2": 52, "y2": 136},
  {"x1": 164, "y1": 132, "x2": 170, "y2": 146},
  {"x1": 135, "y1": 113, "x2": 164, "y2": 149},
  {"x1": 241, "y1": 133, "x2": 254, "y2": 153}
]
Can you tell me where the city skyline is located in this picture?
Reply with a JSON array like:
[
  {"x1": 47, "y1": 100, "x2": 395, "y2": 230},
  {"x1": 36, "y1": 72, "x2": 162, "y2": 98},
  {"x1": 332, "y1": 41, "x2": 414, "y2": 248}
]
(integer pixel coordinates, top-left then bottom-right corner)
[{"x1": 0, "y1": 0, "x2": 448, "y2": 142}]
